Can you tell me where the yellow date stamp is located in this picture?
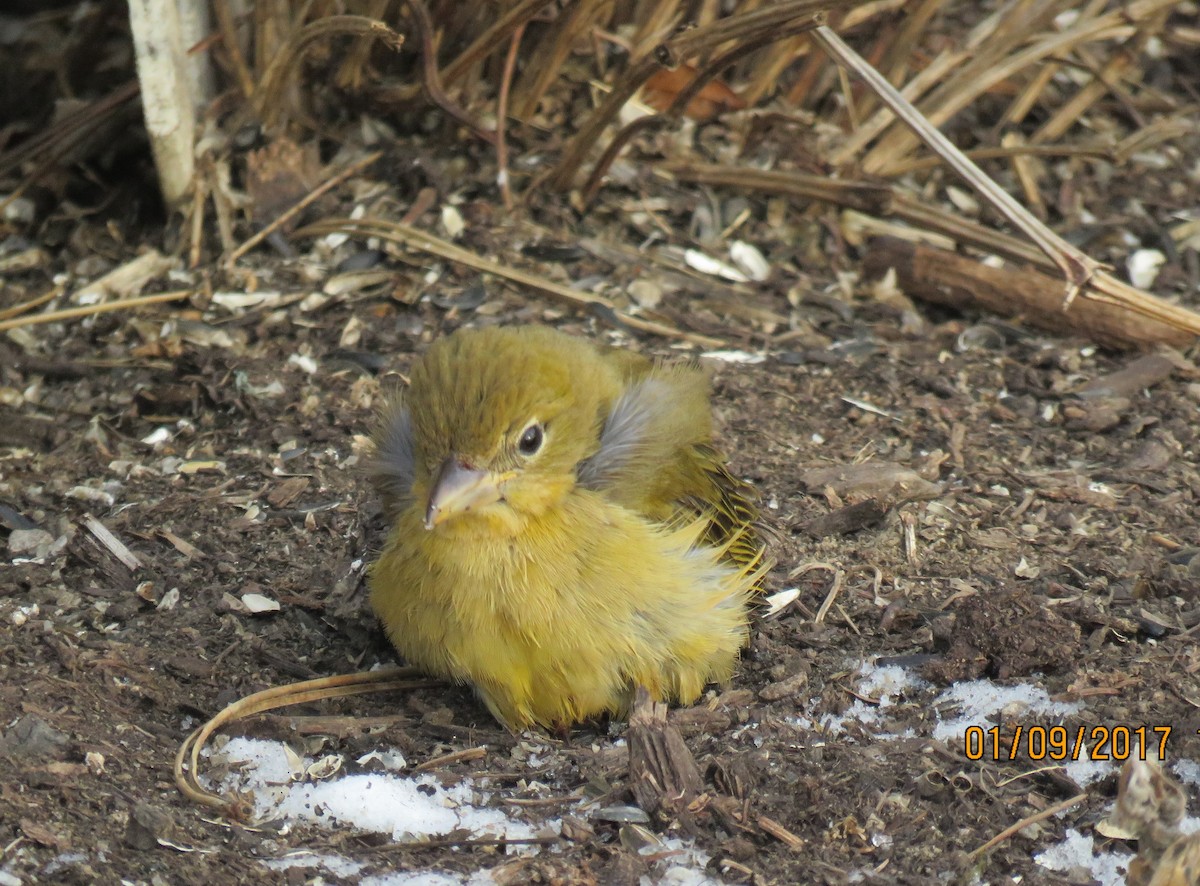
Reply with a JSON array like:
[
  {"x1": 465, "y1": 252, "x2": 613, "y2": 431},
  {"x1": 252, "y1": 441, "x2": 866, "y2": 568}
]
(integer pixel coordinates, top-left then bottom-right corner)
[{"x1": 963, "y1": 725, "x2": 1171, "y2": 762}]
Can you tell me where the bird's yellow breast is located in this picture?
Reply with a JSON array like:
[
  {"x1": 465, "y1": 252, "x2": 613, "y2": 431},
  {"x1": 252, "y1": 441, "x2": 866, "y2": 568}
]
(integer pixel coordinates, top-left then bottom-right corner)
[{"x1": 369, "y1": 488, "x2": 759, "y2": 730}]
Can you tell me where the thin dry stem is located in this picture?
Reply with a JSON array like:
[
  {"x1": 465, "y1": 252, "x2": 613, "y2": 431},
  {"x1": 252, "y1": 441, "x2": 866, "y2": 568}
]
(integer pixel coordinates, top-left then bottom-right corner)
[
  {"x1": 812, "y1": 25, "x2": 1102, "y2": 295},
  {"x1": 581, "y1": 22, "x2": 818, "y2": 204},
  {"x1": 740, "y1": 35, "x2": 807, "y2": 108},
  {"x1": 443, "y1": 0, "x2": 557, "y2": 91},
  {"x1": 863, "y1": 0, "x2": 1176, "y2": 173},
  {"x1": 510, "y1": 0, "x2": 610, "y2": 120},
  {"x1": 175, "y1": 667, "x2": 433, "y2": 812},
  {"x1": 551, "y1": 0, "x2": 838, "y2": 190},
  {"x1": 0, "y1": 82, "x2": 139, "y2": 215},
  {"x1": 0, "y1": 291, "x2": 193, "y2": 333},
  {"x1": 970, "y1": 793, "x2": 1087, "y2": 860},
  {"x1": 257, "y1": 16, "x2": 404, "y2": 130},
  {"x1": 0, "y1": 286, "x2": 63, "y2": 322},
  {"x1": 665, "y1": 161, "x2": 1200, "y2": 340},
  {"x1": 335, "y1": 0, "x2": 393, "y2": 90},
  {"x1": 213, "y1": 0, "x2": 256, "y2": 99},
  {"x1": 226, "y1": 150, "x2": 382, "y2": 264},
  {"x1": 879, "y1": 0, "x2": 944, "y2": 87},
  {"x1": 496, "y1": 24, "x2": 525, "y2": 209},
  {"x1": 829, "y1": 48, "x2": 964, "y2": 167}
]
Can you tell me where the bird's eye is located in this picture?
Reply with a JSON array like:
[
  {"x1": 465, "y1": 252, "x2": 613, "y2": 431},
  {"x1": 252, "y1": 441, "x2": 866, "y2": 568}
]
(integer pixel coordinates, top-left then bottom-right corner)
[{"x1": 517, "y1": 423, "x2": 544, "y2": 456}]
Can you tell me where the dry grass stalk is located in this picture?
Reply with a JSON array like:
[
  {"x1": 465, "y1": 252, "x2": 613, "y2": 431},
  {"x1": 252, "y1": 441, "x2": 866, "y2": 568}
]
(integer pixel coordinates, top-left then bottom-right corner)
[
  {"x1": 174, "y1": 667, "x2": 432, "y2": 814},
  {"x1": 1030, "y1": 15, "x2": 1165, "y2": 145},
  {"x1": 256, "y1": 16, "x2": 405, "y2": 130},
  {"x1": 812, "y1": 22, "x2": 1200, "y2": 341},
  {"x1": 550, "y1": 0, "x2": 843, "y2": 190},
  {"x1": 0, "y1": 287, "x2": 63, "y2": 323},
  {"x1": 0, "y1": 82, "x2": 139, "y2": 218},
  {"x1": 336, "y1": 0, "x2": 394, "y2": 90},
  {"x1": 212, "y1": 0, "x2": 256, "y2": 100},
  {"x1": 664, "y1": 163, "x2": 1037, "y2": 263},
  {"x1": 884, "y1": 141, "x2": 1112, "y2": 176},
  {"x1": 629, "y1": 0, "x2": 684, "y2": 56},
  {"x1": 442, "y1": 0, "x2": 556, "y2": 90},
  {"x1": 878, "y1": 0, "x2": 943, "y2": 87},
  {"x1": 509, "y1": 0, "x2": 610, "y2": 120},
  {"x1": 377, "y1": 0, "x2": 555, "y2": 106},
  {"x1": 813, "y1": 24, "x2": 1103, "y2": 291},
  {"x1": 579, "y1": 12, "x2": 830, "y2": 204},
  {"x1": 740, "y1": 35, "x2": 808, "y2": 108},
  {"x1": 1002, "y1": 0, "x2": 1110, "y2": 124},
  {"x1": 1001, "y1": 133, "x2": 1047, "y2": 220},
  {"x1": 0, "y1": 291, "x2": 194, "y2": 334},
  {"x1": 861, "y1": 0, "x2": 1177, "y2": 174},
  {"x1": 665, "y1": 161, "x2": 1200, "y2": 344},
  {"x1": 828, "y1": 48, "x2": 963, "y2": 166}
]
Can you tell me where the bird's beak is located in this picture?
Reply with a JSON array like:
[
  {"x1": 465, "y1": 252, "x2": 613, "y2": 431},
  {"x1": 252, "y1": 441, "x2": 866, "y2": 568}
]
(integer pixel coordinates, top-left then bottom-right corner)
[{"x1": 424, "y1": 457, "x2": 505, "y2": 529}]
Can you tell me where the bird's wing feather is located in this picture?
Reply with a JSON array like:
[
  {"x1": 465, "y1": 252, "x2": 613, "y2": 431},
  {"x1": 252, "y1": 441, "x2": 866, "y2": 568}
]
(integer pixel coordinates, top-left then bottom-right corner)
[
  {"x1": 579, "y1": 368, "x2": 765, "y2": 575},
  {"x1": 371, "y1": 402, "x2": 415, "y2": 518},
  {"x1": 577, "y1": 376, "x2": 674, "y2": 492}
]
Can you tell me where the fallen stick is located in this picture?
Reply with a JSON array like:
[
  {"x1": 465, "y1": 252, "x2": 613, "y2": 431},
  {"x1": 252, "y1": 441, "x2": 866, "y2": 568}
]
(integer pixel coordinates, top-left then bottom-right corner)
[{"x1": 863, "y1": 237, "x2": 1196, "y2": 350}]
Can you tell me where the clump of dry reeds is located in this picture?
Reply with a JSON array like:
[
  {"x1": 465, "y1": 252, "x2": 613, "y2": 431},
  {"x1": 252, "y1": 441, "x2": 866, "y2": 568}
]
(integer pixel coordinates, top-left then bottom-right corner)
[{"x1": 2, "y1": 0, "x2": 1198, "y2": 347}]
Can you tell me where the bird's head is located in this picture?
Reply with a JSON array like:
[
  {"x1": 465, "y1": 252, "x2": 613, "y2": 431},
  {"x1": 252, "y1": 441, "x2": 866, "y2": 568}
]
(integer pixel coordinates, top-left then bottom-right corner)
[{"x1": 403, "y1": 327, "x2": 617, "y2": 533}]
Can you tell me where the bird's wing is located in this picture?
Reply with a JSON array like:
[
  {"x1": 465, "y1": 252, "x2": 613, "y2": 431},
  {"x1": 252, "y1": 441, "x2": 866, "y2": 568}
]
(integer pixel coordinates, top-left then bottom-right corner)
[
  {"x1": 578, "y1": 377, "x2": 666, "y2": 490},
  {"x1": 681, "y1": 444, "x2": 766, "y2": 573},
  {"x1": 370, "y1": 401, "x2": 415, "y2": 518},
  {"x1": 577, "y1": 374, "x2": 692, "y2": 496},
  {"x1": 579, "y1": 368, "x2": 765, "y2": 575}
]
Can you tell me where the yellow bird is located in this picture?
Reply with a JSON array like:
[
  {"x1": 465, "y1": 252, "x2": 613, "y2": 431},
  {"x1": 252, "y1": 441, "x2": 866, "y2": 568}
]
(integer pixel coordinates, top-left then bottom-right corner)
[{"x1": 367, "y1": 325, "x2": 768, "y2": 730}]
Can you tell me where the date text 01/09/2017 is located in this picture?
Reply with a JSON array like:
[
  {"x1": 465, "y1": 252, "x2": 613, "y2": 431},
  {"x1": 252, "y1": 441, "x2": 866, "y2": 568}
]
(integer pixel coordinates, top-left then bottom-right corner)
[{"x1": 963, "y1": 725, "x2": 1171, "y2": 763}]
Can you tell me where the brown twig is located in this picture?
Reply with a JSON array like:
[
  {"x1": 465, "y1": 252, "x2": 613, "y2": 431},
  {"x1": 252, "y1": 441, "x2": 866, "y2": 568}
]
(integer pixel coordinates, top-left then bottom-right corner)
[
  {"x1": 495, "y1": 23, "x2": 526, "y2": 210},
  {"x1": 865, "y1": 238, "x2": 1200, "y2": 348},
  {"x1": 811, "y1": 24, "x2": 1103, "y2": 300},
  {"x1": 174, "y1": 667, "x2": 435, "y2": 813},
  {"x1": 0, "y1": 291, "x2": 193, "y2": 333},
  {"x1": 226, "y1": 151, "x2": 382, "y2": 265},
  {"x1": 969, "y1": 792, "x2": 1087, "y2": 860},
  {"x1": 549, "y1": 0, "x2": 839, "y2": 191},
  {"x1": 399, "y1": 0, "x2": 497, "y2": 145},
  {"x1": 257, "y1": 16, "x2": 404, "y2": 130}
]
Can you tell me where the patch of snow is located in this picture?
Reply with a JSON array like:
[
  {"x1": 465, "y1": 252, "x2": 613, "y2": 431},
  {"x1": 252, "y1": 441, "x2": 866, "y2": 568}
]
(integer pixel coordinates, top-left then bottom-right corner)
[
  {"x1": 931, "y1": 680, "x2": 1080, "y2": 741},
  {"x1": 207, "y1": 737, "x2": 543, "y2": 845},
  {"x1": 1034, "y1": 828, "x2": 1131, "y2": 886}
]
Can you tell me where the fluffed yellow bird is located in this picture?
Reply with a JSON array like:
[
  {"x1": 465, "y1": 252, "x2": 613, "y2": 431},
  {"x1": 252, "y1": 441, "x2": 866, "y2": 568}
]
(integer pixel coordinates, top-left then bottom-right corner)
[{"x1": 368, "y1": 325, "x2": 768, "y2": 730}]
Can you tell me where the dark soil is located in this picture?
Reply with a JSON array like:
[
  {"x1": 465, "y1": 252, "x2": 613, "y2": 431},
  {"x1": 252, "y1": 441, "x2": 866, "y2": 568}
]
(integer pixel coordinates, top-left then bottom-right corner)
[{"x1": 4, "y1": 10, "x2": 1200, "y2": 886}]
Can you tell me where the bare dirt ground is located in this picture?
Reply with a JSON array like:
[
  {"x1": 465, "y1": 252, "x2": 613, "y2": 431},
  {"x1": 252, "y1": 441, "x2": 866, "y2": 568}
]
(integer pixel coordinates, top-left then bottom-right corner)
[{"x1": 4, "y1": 6, "x2": 1200, "y2": 886}]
